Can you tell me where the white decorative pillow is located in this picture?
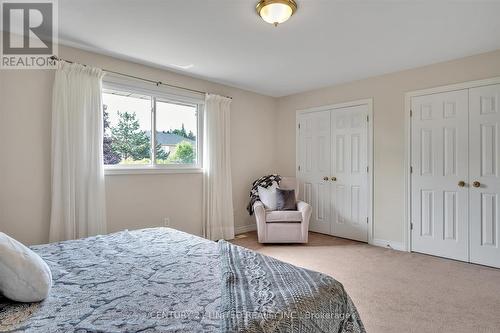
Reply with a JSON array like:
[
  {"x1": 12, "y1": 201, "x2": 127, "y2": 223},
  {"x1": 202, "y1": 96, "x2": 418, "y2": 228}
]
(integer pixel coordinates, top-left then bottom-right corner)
[
  {"x1": 0, "y1": 232, "x2": 52, "y2": 302},
  {"x1": 258, "y1": 182, "x2": 278, "y2": 210}
]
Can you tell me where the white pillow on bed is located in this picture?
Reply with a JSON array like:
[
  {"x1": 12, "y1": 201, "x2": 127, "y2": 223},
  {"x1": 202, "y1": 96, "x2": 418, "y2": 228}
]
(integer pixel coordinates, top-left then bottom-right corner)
[{"x1": 0, "y1": 232, "x2": 52, "y2": 302}]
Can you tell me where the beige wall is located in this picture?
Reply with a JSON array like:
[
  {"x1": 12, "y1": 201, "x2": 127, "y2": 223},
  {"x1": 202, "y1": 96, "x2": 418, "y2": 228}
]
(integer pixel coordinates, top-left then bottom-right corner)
[
  {"x1": 276, "y1": 49, "x2": 500, "y2": 244},
  {"x1": 0, "y1": 45, "x2": 277, "y2": 245},
  {"x1": 0, "y1": 69, "x2": 53, "y2": 245}
]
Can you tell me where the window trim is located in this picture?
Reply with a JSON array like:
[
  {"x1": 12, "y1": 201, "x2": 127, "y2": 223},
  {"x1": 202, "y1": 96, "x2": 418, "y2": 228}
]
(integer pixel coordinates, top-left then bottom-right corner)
[
  {"x1": 104, "y1": 165, "x2": 203, "y2": 176},
  {"x1": 102, "y1": 76, "x2": 204, "y2": 173}
]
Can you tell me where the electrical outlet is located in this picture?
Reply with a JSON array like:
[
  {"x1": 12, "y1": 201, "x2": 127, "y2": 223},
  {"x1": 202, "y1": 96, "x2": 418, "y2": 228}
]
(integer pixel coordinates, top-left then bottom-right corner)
[{"x1": 163, "y1": 217, "x2": 170, "y2": 227}]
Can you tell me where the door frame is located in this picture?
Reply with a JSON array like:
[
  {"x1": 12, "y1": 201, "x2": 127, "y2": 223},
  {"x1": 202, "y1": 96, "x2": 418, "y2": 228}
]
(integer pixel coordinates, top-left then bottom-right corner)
[
  {"x1": 403, "y1": 76, "x2": 500, "y2": 252},
  {"x1": 296, "y1": 98, "x2": 374, "y2": 244}
]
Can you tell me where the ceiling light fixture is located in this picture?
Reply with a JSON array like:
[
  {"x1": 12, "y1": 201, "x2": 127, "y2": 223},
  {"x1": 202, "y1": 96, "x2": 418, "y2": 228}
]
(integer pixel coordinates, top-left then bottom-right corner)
[{"x1": 256, "y1": 0, "x2": 297, "y2": 27}]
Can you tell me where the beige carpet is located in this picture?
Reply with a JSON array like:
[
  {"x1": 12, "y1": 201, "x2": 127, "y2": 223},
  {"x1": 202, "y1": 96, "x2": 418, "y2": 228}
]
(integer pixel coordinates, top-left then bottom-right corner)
[{"x1": 231, "y1": 231, "x2": 500, "y2": 333}]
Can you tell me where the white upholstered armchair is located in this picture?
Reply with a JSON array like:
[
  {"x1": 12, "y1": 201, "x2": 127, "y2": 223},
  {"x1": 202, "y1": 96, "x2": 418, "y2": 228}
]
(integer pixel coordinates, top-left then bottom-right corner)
[{"x1": 253, "y1": 177, "x2": 312, "y2": 243}]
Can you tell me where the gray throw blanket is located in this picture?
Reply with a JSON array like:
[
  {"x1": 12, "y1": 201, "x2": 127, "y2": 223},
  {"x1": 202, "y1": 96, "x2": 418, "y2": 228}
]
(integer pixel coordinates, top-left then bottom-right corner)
[
  {"x1": 218, "y1": 240, "x2": 365, "y2": 333},
  {"x1": 246, "y1": 174, "x2": 282, "y2": 215}
]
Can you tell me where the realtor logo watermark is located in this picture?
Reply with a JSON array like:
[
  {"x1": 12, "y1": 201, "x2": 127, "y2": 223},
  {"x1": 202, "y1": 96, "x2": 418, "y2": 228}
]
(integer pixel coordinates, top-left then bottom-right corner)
[{"x1": 1, "y1": 0, "x2": 58, "y2": 69}]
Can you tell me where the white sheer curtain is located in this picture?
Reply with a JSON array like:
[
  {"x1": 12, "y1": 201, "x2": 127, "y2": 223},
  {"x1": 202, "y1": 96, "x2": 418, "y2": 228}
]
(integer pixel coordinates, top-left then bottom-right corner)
[
  {"x1": 202, "y1": 94, "x2": 235, "y2": 240},
  {"x1": 49, "y1": 62, "x2": 106, "y2": 242}
]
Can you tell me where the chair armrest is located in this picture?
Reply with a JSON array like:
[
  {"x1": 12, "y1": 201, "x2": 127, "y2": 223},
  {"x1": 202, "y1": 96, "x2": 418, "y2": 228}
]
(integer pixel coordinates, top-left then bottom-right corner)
[
  {"x1": 253, "y1": 201, "x2": 267, "y2": 242},
  {"x1": 253, "y1": 200, "x2": 265, "y2": 213},
  {"x1": 297, "y1": 201, "x2": 312, "y2": 241},
  {"x1": 253, "y1": 201, "x2": 266, "y2": 224},
  {"x1": 297, "y1": 201, "x2": 312, "y2": 216}
]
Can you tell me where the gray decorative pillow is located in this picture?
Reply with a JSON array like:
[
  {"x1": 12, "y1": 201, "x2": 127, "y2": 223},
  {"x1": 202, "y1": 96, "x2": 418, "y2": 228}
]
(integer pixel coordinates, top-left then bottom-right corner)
[{"x1": 276, "y1": 188, "x2": 297, "y2": 211}]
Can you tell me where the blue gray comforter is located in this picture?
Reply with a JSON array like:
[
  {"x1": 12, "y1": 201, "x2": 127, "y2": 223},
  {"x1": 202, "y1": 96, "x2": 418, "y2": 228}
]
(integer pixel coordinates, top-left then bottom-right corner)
[{"x1": 0, "y1": 228, "x2": 364, "y2": 333}]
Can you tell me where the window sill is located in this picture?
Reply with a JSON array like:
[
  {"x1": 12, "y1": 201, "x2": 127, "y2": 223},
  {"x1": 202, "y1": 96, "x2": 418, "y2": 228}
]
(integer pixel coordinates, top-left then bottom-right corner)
[{"x1": 104, "y1": 166, "x2": 203, "y2": 176}]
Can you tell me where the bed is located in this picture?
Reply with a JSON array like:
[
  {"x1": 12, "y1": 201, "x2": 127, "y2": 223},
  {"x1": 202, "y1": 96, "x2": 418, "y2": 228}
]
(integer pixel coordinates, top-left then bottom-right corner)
[{"x1": 0, "y1": 228, "x2": 364, "y2": 332}]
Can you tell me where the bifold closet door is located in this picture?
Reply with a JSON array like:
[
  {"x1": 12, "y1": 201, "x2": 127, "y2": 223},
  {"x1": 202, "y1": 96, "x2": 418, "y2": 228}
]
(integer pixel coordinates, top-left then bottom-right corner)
[
  {"x1": 411, "y1": 90, "x2": 469, "y2": 261},
  {"x1": 469, "y1": 84, "x2": 500, "y2": 268},
  {"x1": 330, "y1": 105, "x2": 369, "y2": 242},
  {"x1": 297, "y1": 110, "x2": 331, "y2": 234}
]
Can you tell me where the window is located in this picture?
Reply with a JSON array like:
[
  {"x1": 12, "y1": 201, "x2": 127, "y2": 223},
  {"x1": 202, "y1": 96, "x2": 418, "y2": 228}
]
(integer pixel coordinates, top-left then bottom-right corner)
[
  {"x1": 156, "y1": 99, "x2": 198, "y2": 165},
  {"x1": 102, "y1": 83, "x2": 203, "y2": 172}
]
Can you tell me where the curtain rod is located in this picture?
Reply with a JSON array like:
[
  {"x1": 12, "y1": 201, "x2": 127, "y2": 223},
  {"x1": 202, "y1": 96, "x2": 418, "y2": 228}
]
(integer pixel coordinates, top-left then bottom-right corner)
[{"x1": 49, "y1": 56, "x2": 232, "y2": 100}]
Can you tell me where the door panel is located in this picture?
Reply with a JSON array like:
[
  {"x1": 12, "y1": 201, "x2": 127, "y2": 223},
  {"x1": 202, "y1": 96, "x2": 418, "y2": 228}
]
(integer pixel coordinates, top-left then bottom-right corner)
[
  {"x1": 331, "y1": 105, "x2": 368, "y2": 242},
  {"x1": 443, "y1": 191, "x2": 457, "y2": 240},
  {"x1": 411, "y1": 90, "x2": 469, "y2": 261},
  {"x1": 469, "y1": 84, "x2": 500, "y2": 268},
  {"x1": 298, "y1": 111, "x2": 331, "y2": 234}
]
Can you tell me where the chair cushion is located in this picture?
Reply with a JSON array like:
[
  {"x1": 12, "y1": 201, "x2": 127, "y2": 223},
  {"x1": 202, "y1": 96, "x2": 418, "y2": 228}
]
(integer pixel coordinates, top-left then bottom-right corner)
[
  {"x1": 279, "y1": 177, "x2": 299, "y2": 200},
  {"x1": 258, "y1": 182, "x2": 278, "y2": 210},
  {"x1": 265, "y1": 210, "x2": 302, "y2": 223},
  {"x1": 276, "y1": 188, "x2": 297, "y2": 210}
]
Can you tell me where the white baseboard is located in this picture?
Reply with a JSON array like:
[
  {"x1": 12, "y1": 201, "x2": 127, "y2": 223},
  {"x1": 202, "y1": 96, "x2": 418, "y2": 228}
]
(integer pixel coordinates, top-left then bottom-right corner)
[
  {"x1": 371, "y1": 238, "x2": 405, "y2": 251},
  {"x1": 235, "y1": 224, "x2": 257, "y2": 235}
]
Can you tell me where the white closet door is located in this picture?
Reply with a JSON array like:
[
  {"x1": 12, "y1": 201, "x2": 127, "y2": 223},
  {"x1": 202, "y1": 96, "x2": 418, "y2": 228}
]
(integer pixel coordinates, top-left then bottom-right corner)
[
  {"x1": 469, "y1": 84, "x2": 500, "y2": 268},
  {"x1": 411, "y1": 90, "x2": 469, "y2": 261},
  {"x1": 298, "y1": 111, "x2": 331, "y2": 234},
  {"x1": 331, "y1": 105, "x2": 368, "y2": 242}
]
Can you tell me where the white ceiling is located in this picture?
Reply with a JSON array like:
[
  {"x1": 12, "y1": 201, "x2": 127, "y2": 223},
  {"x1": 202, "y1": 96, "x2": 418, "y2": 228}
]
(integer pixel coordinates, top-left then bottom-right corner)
[{"x1": 58, "y1": 0, "x2": 500, "y2": 97}]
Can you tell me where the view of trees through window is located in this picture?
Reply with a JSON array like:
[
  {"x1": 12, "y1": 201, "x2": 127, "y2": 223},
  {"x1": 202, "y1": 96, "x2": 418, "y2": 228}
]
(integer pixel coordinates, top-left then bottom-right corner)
[{"x1": 102, "y1": 89, "x2": 198, "y2": 166}]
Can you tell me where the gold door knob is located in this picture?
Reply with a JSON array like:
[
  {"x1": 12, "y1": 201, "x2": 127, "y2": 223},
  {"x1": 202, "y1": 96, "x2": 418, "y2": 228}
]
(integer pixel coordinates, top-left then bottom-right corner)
[
  {"x1": 323, "y1": 176, "x2": 329, "y2": 181},
  {"x1": 331, "y1": 177, "x2": 337, "y2": 181},
  {"x1": 458, "y1": 181, "x2": 466, "y2": 187},
  {"x1": 473, "y1": 181, "x2": 481, "y2": 188}
]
